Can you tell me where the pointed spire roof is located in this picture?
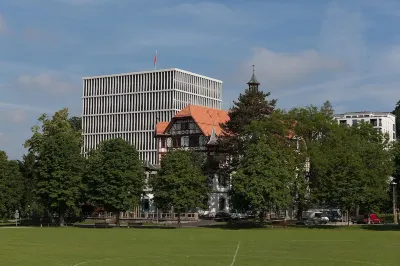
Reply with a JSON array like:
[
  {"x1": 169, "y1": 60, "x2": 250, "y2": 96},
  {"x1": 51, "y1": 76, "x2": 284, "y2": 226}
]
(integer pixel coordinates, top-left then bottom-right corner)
[
  {"x1": 247, "y1": 64, "x2": 260, "y2": 85},
  {"x1": 207, "y1": 124, "x2": 218, "y2": 146}
]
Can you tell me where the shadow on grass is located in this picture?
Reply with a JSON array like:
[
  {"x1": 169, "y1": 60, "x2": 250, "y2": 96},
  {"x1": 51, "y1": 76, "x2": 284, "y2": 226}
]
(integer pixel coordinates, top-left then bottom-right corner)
[{"x1": 359, "y1": 224, "x2": 400, "y2": 231}]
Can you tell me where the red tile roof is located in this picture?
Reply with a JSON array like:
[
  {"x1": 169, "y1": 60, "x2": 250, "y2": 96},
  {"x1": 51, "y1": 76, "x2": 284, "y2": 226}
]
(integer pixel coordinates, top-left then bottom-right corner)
[
  {"x1": 155, "y1": 105, "x2": 229, "y2": 136},
  {"x1": 155, "y1": 122, "x2": 169, "y2": 135}
]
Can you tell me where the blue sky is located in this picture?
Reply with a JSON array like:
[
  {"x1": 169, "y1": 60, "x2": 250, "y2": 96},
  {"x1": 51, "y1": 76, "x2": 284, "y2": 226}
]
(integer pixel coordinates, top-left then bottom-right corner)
[{"x1": 1, "y1": 0, "x2": 400, "y2": 159}]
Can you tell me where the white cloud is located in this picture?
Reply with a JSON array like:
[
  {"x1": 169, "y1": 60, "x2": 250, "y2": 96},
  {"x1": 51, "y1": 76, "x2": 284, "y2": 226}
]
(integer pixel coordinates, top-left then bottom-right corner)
[
  {"x1": 16, "y1": 72, "x2": 78, "y2": 93},
  {"x1": 0, "y1": 102, "x2": 51, "y2": 113},
  {"x1": 0, "y1": 109, "x2": 28, "y2": 123},
  {"x1": 237, "y1": 47, "x2": 344, "y2": 89},
  {"x1": 0, "y1": 14, "x2": 7, "y2": 34}
]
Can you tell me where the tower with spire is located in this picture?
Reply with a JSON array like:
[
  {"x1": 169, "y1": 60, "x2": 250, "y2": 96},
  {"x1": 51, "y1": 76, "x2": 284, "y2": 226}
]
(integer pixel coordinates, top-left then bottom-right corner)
[{"x1": 247, "y1": 64, "x2": 260, "y2": 90}]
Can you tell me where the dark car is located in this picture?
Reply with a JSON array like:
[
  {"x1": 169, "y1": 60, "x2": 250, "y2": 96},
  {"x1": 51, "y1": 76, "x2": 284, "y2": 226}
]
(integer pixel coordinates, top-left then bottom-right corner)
[
  {"x1": 214, "y1": 212, "x2": 231, "y2": 221},
  {"x1": 326, "y1": 211, "x2": 343, "y2": 222}
]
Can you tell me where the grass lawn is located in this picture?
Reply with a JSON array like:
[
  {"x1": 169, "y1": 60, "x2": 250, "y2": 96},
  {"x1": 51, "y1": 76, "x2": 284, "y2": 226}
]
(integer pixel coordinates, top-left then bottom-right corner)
[{"x1": 0, "y1": 226, "x2": 399, "y2": 265}]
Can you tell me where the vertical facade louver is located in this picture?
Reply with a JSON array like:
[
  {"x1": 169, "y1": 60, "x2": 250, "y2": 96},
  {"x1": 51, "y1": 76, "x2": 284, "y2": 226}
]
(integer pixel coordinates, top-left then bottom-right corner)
[{"x1": 82, "y1": 68, "x2": 223, "y2": 164}]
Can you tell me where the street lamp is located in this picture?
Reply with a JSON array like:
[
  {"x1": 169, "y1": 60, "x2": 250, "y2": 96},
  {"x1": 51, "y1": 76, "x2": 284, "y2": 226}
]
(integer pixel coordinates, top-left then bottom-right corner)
[{"x1": 389, "y1": 176, "x2": 398, "y2": 224}]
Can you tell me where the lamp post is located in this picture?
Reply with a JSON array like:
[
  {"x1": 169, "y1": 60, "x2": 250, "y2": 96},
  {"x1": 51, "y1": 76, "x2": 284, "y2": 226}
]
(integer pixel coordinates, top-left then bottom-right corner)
[{"x1": 390, "y1": 177, "x2": 398, "y2": 224}]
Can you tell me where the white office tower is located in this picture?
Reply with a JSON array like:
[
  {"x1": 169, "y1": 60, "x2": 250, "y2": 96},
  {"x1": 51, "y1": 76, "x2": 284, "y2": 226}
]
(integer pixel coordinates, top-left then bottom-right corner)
[
  {"x1": 334, "y1": 111, "x2": 396, "y2": 141},
  {"x1": 82, "y1": 68, "x2": 223, "y2": 164}
]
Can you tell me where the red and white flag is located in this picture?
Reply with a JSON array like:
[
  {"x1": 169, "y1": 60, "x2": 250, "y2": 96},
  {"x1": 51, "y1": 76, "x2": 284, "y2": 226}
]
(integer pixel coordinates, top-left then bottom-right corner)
[{"x1": 154, "y1": 50, "x2": 157, "y2": 69}]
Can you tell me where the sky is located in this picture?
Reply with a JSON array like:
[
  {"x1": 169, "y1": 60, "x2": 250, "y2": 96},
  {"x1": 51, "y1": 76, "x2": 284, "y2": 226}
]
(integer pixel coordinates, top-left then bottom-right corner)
[{"x1": 1, "y1": 0, "x2": 400, "y2": 159}]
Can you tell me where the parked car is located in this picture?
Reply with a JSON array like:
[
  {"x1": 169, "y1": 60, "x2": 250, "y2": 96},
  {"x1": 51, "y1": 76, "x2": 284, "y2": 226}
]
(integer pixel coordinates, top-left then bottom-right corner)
[
  {"x1": 352, "y1": 213, "x2": 382, "y2": 224},
  {"x1": 326, "y1": 211, "x2": 343, "y2": 222},
  {"x1": 214, "y1": 212, "x2": 231, "y2": 221},
  {"x1": 312, "y1": 212, "x2": 329, "y2": 224},
  {"x1": 230, "y1": 211, "x2": 247, "y2": 220}
]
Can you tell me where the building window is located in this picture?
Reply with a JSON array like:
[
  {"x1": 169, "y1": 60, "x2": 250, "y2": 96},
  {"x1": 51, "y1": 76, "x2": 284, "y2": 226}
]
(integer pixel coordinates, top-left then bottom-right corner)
[
  {"x1": 339, "y1": 120, "x2": 347, "y2": 126},
  {"x1": 379, "y1": 119, "x2": 382, "y2": 126},
  {"x1": 218, "y1": 175, "x2": 228, "y2": 187},
  {"x1": 189, "y1": 135, "x2": 199, "y2": 147},
  {"x1": 219, "y1": 197, "x2": 226, "y2": 211},
  {"x1": 181, "y1": 123, "x2": 189, "y2": 130},
  {"x1": 172, "y1": 137, "x2": 181, "y2": 147},
  {"x1": 161, "y1": 138, "x2": 166, "y2": 148},
  {"x1": 352, "y1": 120, "x2": 357, "y2": 126},
  {"x1": 370, "y1": 119, "x2": 377, "y2": 126}
]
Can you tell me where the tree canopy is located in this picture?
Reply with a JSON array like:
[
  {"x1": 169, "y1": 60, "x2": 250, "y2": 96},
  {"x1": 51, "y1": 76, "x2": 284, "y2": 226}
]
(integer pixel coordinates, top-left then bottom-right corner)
[
  {"x1": 85, "y1": 138, "x2": 145, "y2": 226},
  {"x1": 311, "y1": 122, "x2": 393, "y2": 215},
  {"x1": 151, "y1": 150, "x2": 209, "y2": 226},
  {"x1": 230, "y1": 111, "x2": 298, "y2": 219},
  {"x1": 0, "y1": 151, "x2": 24, "y2": 218}
]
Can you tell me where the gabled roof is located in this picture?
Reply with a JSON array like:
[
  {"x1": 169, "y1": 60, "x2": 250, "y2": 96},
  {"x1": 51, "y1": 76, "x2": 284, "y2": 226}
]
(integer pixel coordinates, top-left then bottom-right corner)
[
  {"x1": 155, "y1": 122, "x2": 169, "y2": 135},
  {"x1": 155, "y1": 105, "x2": 229, "y2": 136}
]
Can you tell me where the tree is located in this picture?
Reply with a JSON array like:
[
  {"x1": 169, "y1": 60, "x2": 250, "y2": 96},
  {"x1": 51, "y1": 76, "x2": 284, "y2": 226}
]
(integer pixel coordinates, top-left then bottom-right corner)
[
  {"x1": 85, "y1": 138, "x2": 145, "y2": 226},
  {"x1": 287, "y1": 102, "x2": 337, "y2": 219},
  {"x1": 68, "y1": 116, "x2": 82, "y2": 132},
  {"x1": 17, "y1": 152, "x2": 44, "y2": 217},
  {"x1": 230, "y1": 111, "x2": 298, "y2": 221},
  {"x1": 24, "y1": 108, "x2": 83, "y2": 225},
  {"x1": 391, "y1": 100, "x2": 400, "y2": 139},
  {"x1": 151, "y1": 150, "x2": 209, "y2": 227},
  {"x1": 312, "y1": 122, "x2": 393, "y2": 223},
  {"x1": 24, "y1": 108, "x2": 76, "y2": 154},
  {"x1": 218, "y1": 78, "x2": 277, "y2": 211},
  {"x1": 0, "y1": 151, "x2": 24, "y2": 218},
  {"x1": 36, "y1": 132, "x2": 84, "y2": 226}
]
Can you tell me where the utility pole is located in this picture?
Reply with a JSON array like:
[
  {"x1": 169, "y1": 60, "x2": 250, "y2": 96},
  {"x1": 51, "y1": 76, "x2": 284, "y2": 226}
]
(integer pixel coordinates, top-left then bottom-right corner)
[{"x1": 393, "y1": 181, "x2": 398, "y2": 224}]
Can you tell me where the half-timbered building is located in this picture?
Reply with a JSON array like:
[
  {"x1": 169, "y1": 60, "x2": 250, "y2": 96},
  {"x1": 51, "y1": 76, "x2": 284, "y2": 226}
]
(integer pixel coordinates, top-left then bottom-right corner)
[{"x1": 154, "y1": 105, "x2": 230, "y2": 213}]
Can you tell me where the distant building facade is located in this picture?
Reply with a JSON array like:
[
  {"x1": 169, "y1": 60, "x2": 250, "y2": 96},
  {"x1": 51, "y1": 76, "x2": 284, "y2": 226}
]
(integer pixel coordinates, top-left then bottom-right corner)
[
  {"x1": 334, "y1": 112, "x2": 396, "y2": 141},
  {"x1": 153, "y1": 104, "x2": 230, "y2": 213},
  {"x1": 82, "y1": 68, "x2": 223, "y2": 164}
]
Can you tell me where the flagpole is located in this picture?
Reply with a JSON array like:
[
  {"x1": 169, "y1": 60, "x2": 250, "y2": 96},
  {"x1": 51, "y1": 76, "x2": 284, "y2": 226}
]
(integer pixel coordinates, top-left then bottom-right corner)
[{"x1": 154, "y1": 50, "x2": 157, "y2": 70}]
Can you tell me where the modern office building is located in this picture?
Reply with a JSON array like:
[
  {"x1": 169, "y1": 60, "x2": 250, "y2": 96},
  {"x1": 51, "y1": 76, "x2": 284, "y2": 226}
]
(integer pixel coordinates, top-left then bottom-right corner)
[
  {"x1": 334, "y1": 111, "x2": 396, "y2": 141},
  {"x1": 82, "y1": 68, "x2": 223, "y2": 164}
]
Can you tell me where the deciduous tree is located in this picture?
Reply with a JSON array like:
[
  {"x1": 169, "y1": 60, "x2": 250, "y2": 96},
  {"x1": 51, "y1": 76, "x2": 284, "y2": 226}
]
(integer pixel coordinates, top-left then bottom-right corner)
[
  {"x1": 85, "y1": 138, "x2": 145, "y2": 226},
  {"x1": 287, "y1": 102, "x2": 337, "y2": 219},
  {"x1": 0, "y1": 151, "x2": 24, "y2": 218},
  {"x1": 24, "y1": 108, "x2": 84, "y2": 225},
  {"x1": 312, "y1": 122, "x2": 393, "y2": 222},
  {"x1": 231, "y1": 111, "x2": 298, "y2": 221},
  {"x1": 36, "y1": 132, "x2": 84, "y2": 226},
  {"x1": 151, "y1": 150, "x2": 209, "y2": 227}
]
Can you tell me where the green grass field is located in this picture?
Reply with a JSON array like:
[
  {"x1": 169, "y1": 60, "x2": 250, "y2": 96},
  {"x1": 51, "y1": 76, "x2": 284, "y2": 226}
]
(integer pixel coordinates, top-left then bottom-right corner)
[{"x1": 0, "y1": 227, "x2": 399, "y2": 265}]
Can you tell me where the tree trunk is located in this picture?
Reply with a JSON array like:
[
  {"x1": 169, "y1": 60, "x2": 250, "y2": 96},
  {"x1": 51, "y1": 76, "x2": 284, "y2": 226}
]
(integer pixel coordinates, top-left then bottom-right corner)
[
  {"x1": 116, "y1": 211, "x2": 120, "y2": 227},
  {"x1": 259, "y1": 210, "x2": 265, "y2": 224},
  {"x1": 296, "y1": 201, "x2": 304, "y2": 220},
  {"x1": 177, "y1": 213, "x2": 181, "y2": 228},
  {"x1": 59, "y1": 208, "x2": 66, "y2": 227},
  {"x1": 347, "y1": 209, "x2": 350, "y2": 226}
]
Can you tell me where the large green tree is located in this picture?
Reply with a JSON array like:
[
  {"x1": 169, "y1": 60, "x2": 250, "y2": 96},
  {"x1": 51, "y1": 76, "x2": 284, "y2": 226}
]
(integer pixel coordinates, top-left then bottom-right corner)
[
  {"x1": 0, "y1": 151, "x2": 25, "y2": 218},
  {"x1": 287, "y1": 101, "x2": 337, "y2": 219},
  {"x1": 17, "y1": 152, "x2": 44, "y2": 217},
  {"x1": 36, "y1": 132, "x2": 84, "y2": 226},
  {"x1": 85, "y1": 138, "x2": 145, "y2": 226},
  {"x1": 24, "y1": 108, "x2": 84, "y2": 225},
  {"x1": 151, "y1": 150, "x2": 209, "y2": 227},
  {"x1": 231, "y1": 111, "x2": 298, "y2": 221},
  {"x1": 312, "y1": 122, "x2": 393, "y2": 221},
  {"x1": 219, "y1": 77, "x2": 276, "y2": 211}
]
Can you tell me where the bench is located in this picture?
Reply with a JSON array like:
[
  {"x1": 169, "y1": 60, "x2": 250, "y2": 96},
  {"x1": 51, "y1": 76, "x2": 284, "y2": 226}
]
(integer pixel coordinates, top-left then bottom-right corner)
[
  {"x1": 94, "y1": 221, "x2": 109, "y2": 228},
  {"x1": 127, "y1": 222, "x2": 143, "y2": 228}
]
